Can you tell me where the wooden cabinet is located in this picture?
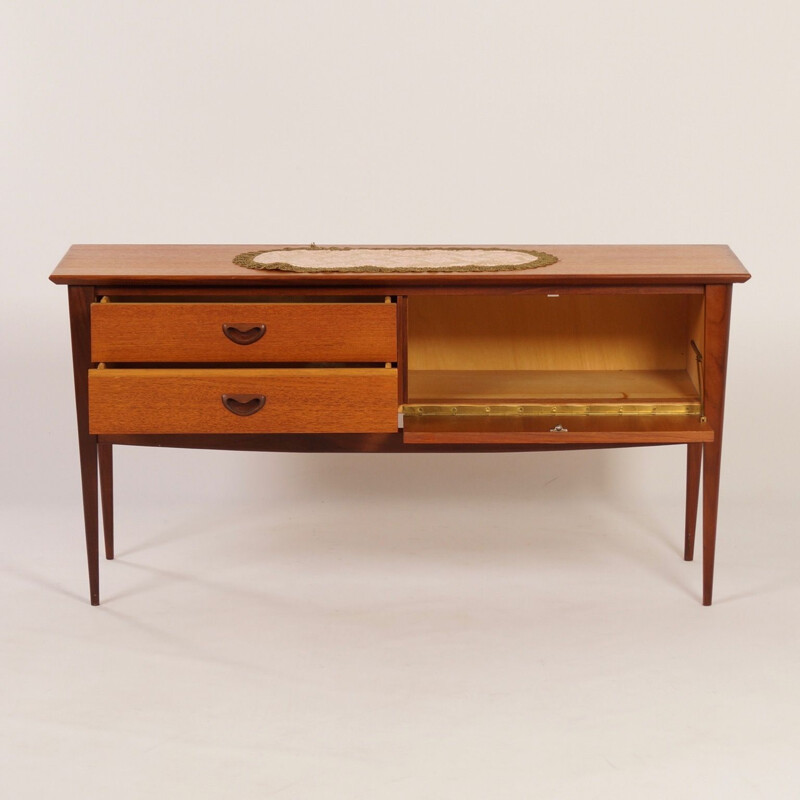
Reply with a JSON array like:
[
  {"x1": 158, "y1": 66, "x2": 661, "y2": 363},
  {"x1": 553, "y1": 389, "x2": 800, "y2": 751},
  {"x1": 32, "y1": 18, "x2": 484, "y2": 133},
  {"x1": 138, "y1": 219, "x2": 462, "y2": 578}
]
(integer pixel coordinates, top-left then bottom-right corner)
[{"x1": 50, "y1": 245, "x2": 750, "y2": 606}]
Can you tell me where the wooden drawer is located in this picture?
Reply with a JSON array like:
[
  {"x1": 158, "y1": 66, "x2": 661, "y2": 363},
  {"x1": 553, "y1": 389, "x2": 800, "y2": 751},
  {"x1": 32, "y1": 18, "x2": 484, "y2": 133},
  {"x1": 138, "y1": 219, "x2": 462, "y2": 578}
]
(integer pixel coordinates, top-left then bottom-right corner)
[
  {"x1": 89, "y1": 368, "x2": 398, "y2": 434},
  {"x1": 91, "y1": 302, "x2": 397, "y2": 362}
]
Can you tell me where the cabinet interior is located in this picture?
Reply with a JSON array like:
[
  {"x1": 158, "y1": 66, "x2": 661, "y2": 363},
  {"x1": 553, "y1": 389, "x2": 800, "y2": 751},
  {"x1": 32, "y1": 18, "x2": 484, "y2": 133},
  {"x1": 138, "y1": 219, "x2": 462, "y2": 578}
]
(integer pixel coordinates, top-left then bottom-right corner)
[{"x1": 406, "y1": 293, "x2": 705, "y2": 415}]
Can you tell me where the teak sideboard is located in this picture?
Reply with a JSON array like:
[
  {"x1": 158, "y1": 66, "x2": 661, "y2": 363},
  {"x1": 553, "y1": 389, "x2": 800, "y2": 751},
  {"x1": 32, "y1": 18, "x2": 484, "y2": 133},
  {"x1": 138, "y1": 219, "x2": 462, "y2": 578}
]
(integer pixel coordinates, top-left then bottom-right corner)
[{"x1": 50, "y1": 245, "x2": 751, "y2": 606}]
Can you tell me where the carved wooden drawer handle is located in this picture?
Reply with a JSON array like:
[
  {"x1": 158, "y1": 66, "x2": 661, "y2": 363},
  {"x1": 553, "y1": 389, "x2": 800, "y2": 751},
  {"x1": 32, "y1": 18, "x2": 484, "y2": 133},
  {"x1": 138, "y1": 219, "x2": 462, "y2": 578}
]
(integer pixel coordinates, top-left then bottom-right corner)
[
  {"x1": 221, "y1": 394, "x2": 266, "y2": 416},
  {"x1": 222, "y1": 323, "x2": 266, "y2": 345}
]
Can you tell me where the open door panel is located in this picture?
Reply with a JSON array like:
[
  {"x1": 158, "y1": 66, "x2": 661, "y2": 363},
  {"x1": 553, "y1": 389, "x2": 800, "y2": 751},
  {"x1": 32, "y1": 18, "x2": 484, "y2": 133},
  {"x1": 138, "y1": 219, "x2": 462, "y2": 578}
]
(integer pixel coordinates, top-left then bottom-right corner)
[{"x1": 403, "y1": 414, "x2": 713, "y2": 445}]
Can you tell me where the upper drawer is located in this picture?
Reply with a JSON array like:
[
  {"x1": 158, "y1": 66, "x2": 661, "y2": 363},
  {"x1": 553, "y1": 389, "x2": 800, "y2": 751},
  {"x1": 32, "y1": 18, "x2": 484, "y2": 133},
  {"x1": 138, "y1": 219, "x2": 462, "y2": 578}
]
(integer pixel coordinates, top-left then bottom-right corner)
[{"x1": 91, "y1": 302, "x2": 397, "y2": 363}]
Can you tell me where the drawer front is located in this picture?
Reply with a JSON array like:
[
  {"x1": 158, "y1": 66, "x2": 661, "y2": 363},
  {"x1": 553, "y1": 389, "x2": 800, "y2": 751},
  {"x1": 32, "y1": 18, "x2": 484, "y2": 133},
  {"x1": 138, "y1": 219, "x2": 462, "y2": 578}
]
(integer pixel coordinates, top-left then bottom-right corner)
[
  {"x1": 91, "y1": 302, "x2": 397, "y2": 362},
  {"x1": 89, "y1": 368, "x2": 398, "y2": 434}
]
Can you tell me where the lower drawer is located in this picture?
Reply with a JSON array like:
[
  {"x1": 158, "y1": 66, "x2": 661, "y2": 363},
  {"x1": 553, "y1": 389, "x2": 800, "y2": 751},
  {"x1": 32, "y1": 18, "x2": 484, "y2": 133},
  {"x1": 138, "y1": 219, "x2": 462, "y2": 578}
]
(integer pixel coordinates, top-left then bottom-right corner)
[{"x1": 89, "y1": 368, "x2": 398, "y2": 434}]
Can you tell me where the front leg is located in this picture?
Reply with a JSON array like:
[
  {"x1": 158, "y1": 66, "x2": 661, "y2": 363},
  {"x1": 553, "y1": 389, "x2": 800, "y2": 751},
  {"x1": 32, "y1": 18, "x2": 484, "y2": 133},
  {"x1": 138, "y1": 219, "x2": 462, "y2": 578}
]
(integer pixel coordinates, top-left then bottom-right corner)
[
  {"x1": 701, "y1": 284, "x2": 732, "y2": 606},
  {"x1": 684, "y1": 443, "x2": 702, "y2": 561},
  {"x1": 99, "y1": 442, "x2": 114, "y2": 560},
  {"x1": 69, "y1": 286, "x2": 100, "y2": 605}
]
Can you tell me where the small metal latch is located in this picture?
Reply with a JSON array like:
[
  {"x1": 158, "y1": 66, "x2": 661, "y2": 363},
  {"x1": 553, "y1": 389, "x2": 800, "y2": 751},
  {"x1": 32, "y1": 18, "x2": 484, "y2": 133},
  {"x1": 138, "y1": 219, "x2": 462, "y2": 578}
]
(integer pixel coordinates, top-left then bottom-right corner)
[{"x1": 550, "y1": 424, "x2": 568, "y2": 432}]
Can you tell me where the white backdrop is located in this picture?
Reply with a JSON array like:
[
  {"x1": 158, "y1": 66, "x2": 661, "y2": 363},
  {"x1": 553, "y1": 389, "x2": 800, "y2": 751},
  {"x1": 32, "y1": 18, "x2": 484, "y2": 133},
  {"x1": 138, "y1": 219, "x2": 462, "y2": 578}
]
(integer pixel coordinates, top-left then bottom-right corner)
[
  {"x1": 1, "y1": 2, "x2": 799, "y2": 797},
  {"x1": 1, "y1": 0, "x2": 795, "y2": 514}
]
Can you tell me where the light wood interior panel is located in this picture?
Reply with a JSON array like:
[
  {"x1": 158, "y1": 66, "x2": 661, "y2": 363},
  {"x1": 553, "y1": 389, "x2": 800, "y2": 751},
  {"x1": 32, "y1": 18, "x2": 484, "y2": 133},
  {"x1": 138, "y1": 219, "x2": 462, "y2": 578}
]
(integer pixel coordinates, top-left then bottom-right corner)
[
  {"x1": 407, "y1": 369, "x2": 699, "y2": 404},
  {"x1": 686, "y1": 294, "x2": 705, "y2": 393},
  {"x1": 408, "y1": 294, "x2": 692, "y2": 371}
]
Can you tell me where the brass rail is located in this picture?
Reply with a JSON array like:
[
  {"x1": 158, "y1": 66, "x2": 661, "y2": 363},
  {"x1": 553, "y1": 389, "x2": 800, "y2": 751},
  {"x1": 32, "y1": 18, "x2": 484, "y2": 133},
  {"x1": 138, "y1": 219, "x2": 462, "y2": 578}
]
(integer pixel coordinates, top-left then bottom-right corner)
[{"x1": 403, "y1": 402, "x2": 702, "y2": 417}]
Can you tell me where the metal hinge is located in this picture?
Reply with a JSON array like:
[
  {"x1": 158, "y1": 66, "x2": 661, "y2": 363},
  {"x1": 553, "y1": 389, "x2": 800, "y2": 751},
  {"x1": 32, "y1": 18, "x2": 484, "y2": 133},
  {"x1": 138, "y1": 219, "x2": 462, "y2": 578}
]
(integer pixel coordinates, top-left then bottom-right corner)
[{"x1": 690, "y1": 339, "x2": 705, "y2": 421}]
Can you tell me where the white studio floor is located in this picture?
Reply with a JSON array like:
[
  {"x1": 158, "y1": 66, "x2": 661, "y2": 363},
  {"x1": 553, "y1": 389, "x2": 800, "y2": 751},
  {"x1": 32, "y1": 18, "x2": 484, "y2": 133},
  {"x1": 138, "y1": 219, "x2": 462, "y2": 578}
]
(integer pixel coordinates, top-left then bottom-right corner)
[{"x1": 1, "y1": 458, "x2": 798, "y2": 800}]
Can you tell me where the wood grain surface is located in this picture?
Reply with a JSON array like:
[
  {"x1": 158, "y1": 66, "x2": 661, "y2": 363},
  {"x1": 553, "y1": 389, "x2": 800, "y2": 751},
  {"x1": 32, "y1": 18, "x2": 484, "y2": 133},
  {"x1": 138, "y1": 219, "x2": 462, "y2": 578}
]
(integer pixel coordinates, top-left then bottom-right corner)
[
  {"x1": 99, "y1": 432, "x2": 662, "y2": 454},
  {"x1": 403, "y1": 415, "x2": 714, "y2": 445},
  {"x1": 408, "y1": 293, "x2": 696, "y2": 372},
  {"x1": 406, "y1": 369, "x2": 700, "y2": 404},
  {"x1": 684, "y1": 442, "x2": 703, "y2": 561},
  {"x1": 701, "y1": 284, "x2": 733, "y2": 605},
  {"x1": 89, "y1": 368, "x2": 399, "y2": 434},
  {"x1": 50, "y1": 244, "x2": 751, "y2": 286},
  {"x1": 69, "y1": 286, "x2": 100, "y2": 605},
  {"x1": 91, "y1": 301, "x2": 397, "y2": 362}
]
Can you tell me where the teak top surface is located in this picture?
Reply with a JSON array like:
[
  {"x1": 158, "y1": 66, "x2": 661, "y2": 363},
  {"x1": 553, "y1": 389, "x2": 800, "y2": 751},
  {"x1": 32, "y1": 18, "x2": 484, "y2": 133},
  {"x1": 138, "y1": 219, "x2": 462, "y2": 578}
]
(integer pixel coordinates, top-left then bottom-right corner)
[{"x1": 50, "y1": 244, "x2": 750, "y2": 286}]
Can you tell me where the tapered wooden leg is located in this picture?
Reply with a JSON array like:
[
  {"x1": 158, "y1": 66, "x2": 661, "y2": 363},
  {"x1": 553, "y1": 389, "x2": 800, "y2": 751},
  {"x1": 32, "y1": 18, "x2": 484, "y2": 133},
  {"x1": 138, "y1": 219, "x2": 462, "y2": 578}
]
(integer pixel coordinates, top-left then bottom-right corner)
[
  {"x1": 99, "y1": 443, "x2": 114, "y2": 560},
  {"x1": 78, "y1": 436, "x2": 100, "y2": 604},
  {"x1": 702, "y1": 439, "x2": 723, "y2": 605},
  {"x1": 684, "y1": 443, "x2": 702, "y2": 560},
  {"x1": 700, "y1": 284, "x2": 732, "y2": 606},
  {"x1": 69, "y1": 285, "x2": 100, "y2": 605}
]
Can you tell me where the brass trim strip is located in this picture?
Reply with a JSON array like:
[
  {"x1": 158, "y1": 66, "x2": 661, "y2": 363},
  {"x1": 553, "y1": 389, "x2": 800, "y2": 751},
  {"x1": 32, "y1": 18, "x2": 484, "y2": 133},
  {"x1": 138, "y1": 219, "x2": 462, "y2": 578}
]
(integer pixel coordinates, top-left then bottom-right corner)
[{"x1": 402, "y1": 402, "x2": 702, "y2": 417}]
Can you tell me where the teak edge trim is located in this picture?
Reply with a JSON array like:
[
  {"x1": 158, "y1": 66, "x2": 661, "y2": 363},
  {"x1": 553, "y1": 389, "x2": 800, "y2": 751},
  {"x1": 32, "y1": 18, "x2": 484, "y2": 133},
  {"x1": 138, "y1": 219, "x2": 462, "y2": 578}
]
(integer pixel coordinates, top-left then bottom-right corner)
[
  {"x1": 49, "y1": 244, "x2": 752, "y2": 285},
  {"x1": 51, "y1": 273, "x2": 751, "y2": 286}
]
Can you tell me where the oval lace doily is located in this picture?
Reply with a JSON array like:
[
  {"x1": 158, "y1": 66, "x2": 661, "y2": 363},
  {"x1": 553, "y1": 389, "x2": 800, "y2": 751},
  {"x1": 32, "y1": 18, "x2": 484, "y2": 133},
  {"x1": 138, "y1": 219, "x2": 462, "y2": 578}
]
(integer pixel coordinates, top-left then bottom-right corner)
[{"x1": 233, "y1": 246, "x2": 557, "y2": 273}]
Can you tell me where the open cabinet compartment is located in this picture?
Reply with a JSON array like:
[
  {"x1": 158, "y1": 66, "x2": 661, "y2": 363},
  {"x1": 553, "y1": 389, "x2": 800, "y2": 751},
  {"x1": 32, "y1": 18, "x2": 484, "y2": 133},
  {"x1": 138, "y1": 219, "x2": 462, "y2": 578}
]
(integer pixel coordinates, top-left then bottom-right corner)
[{"x1": 403, "y1": 292, "x2": 713, "y2": 444}]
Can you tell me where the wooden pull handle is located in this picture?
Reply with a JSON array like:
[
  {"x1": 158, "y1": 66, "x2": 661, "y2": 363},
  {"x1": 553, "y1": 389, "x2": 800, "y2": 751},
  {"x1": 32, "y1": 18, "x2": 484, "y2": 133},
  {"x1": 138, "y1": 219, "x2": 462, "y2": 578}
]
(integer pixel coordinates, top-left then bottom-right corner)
[
  {"x1": 222, "y1": 323, "x2": 266, "y2": 345},
  {"x1": 221, "y1": 394, "x2": 266, "y2": 416}
]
